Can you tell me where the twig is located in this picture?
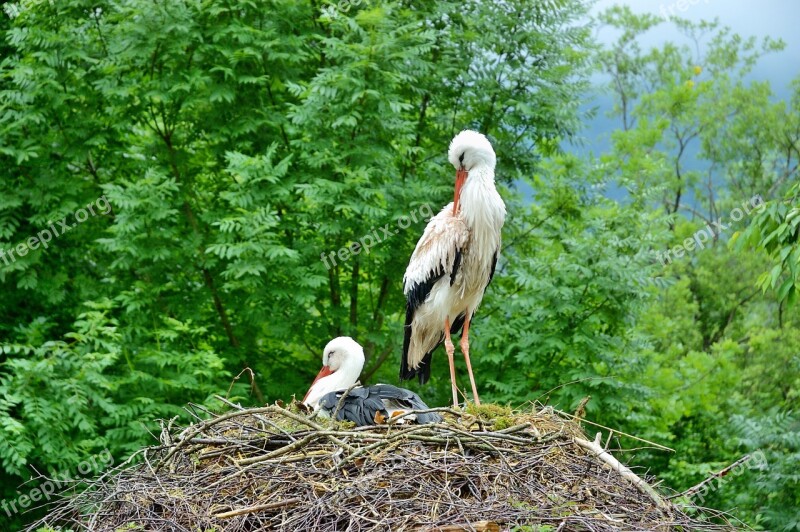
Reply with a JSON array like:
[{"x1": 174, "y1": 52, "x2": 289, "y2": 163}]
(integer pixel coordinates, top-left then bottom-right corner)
[
  {"x1": 224, "y1": 368, "x2": 259, "y2": 401},
  {"x1": 670, "y1": 454, "x2": 752, "y2": 500},
  {"x1": 495, "y1": 422, "x2": 531, "y2": 434},
  {"x1": 332, "y1": 382, "x2": 360, "y2": 420},
  {"x1": 213, "y1": 497, "x2": 302, "y2": 518},
  {"x1": 556, "y1": 409, "x2": 674, "y2": 452}
]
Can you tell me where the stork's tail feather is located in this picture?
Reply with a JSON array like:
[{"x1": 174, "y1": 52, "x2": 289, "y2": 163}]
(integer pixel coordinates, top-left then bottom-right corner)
[
  {"x1": 401, "y1": 309, "x2": 470, "y2": 384},
  {"x1": 401, "y1": 300, "x2": 435, "y2": 384},
  {"x1": 400, "y1": 341, "x2": 434, "y2": 384},
  {"x1": 450, "y1": 313, "x2": 467, "y2": 336},
  {"x1": 400, "y1": 303, "x2": 415, "y2": 381},
  {"x1": 416, "y1": 350, "x2": 434, "y2": 384}
]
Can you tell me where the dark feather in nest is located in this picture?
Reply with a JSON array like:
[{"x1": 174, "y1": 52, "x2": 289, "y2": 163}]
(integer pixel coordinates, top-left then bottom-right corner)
[{"x1": 317, "y1": 384, "x2": 444, "y2": 426}]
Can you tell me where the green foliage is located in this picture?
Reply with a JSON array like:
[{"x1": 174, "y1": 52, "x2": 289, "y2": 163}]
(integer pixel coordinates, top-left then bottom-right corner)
[
  {"x1": 0, "y1": 0, "x2": 592, "y2": 528},
  {"x1": 737, "y1": 182, "x2": 800, "y2": 306},
  {"x1": 729, "y1": 411, "x2": 800, "y2": 529},
  {"x1": 593, "y1": 8, "x2": 800, "y2": 530},
  {"x1": 0, "y1": 1, "x2": 798, "y2": 530},
  {"x1": 477, "y1": 154, "x2": 661, "y2": 420}
]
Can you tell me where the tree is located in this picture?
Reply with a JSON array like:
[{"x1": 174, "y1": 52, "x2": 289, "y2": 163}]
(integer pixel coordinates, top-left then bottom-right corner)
[
  {"x1": 477, "y1": 153, "x2": 661, "y2": 419},
  {"x1": 0, "y1": 1, "x2": 594, "y2": 527},
  {"x1": 593, "y1": 7, "x2": 800, "y2": 529},
  {"x1": 737, "y1": 180, "x2": 800, "y2": 309}
]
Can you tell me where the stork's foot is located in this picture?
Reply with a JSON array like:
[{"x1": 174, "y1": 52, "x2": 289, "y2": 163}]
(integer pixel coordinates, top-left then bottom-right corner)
[
  {"x1": 460, "y1": 337, "x2": 481, "y2": 406},
  {"x1": 444, "y1": 319, "x2": 460, "y2": 408}
]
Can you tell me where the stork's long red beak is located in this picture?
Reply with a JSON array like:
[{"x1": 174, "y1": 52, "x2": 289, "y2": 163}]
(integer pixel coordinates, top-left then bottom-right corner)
[
  {"x1": 453, "y1": 168, "x2": 468, "y2": 214},
  {"x1": 302, "y1": 365, "x2": 333, "y2": 402}
]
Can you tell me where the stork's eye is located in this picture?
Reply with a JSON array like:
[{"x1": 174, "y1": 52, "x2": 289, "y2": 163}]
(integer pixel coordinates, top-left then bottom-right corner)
[{"x1": 459, "y1": 152, "x2": 465, "y2": 164}]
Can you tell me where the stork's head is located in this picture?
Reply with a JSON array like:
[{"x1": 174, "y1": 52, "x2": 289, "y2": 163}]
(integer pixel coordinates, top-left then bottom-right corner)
[
  {"x1": 448, "y1": 130, "x2": 496, "y2": 172},
  {"x1": 302, "y1": 336, "x2": 365, "y2": 406},
  {"x1": 447, "y1": 130, "x2": 495, "y2": 214},
  {"x1": 321, "y1": 336, "x2": 364, "y2": 373}
]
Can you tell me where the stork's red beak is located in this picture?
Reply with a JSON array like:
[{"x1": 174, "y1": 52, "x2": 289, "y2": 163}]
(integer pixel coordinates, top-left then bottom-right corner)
[
  {"x1": 453, "y1": 167, "x2": 468, "y2": 214},
  {"x1": 302, "y1": 365, "x2": 333, "y2": 402}
]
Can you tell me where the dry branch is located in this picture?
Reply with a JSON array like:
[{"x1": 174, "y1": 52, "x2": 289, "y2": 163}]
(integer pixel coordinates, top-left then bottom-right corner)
[{"x1": 574, "y1": 432, "x2": 669, "y2": 510}]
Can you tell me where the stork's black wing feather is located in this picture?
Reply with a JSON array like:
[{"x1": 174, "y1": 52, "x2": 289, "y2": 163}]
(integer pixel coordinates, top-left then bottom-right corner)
[
  {"x1": 449, "y1": 248, "x2": 462, "y2": 286},
  {"x1": 487, "y1": 249, "x2": 498, "y2": 286},
  {"x1": 369, "y1": 384, "x2": 443, "y2": 424},
  {"x1": 401, "y1": 266, "x2": 445, "y2": 383},
  {"x1": 318, "y1": 385, "x2": 442, "y2": 426},
  {"x1": 318, "y1": 388, "x2": 386, "y2": 427}
]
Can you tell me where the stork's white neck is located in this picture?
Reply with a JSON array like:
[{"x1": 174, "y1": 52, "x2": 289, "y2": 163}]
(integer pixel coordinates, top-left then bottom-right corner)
[
  {"x1": 303, "y1": 358, "x2": 362, "y2": 408},
  {"x1": 459, "y1": 164, "x2": 506, "y2": 232}
]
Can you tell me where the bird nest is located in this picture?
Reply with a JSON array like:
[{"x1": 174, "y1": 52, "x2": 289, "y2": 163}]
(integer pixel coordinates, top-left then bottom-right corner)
[{"x1": 31, "y1": 399, "x2": 739, "y2": 531}]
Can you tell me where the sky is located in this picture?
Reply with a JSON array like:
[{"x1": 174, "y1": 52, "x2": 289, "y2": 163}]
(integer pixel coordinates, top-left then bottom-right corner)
[
  {"x1": 581, "y1": 0, "x2": 800, "y2": 156},
  {"x1": 592, "y1": 0, "x2": 799, "y2": 91},
  {"x1": 554, "y1": 0, "x2": 800, "y2": 205}
]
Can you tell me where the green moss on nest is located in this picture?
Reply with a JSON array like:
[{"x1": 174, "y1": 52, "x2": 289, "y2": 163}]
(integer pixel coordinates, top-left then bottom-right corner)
[{"x1": 465, "y1": 402, "x2": 515, "y2": 429}]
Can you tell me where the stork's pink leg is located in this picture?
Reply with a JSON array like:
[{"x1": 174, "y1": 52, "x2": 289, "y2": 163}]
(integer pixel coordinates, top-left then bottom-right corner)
[
  {"x1": 460, "y1": 312, "x2": 481, "y2": 406},
  {"x1": 443, "y1": 318, "x2": 460, "y2": 407}
]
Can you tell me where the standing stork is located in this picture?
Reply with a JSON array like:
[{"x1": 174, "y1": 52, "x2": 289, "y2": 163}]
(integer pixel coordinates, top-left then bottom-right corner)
[{"x1": 401, "y1": 130, "x2": 506, "y2": 407}]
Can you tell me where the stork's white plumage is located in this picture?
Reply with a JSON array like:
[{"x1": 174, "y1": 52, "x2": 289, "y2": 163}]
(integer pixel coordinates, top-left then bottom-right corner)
[
  {"x1": 401, "y1": 130, "x2": 505, "y2": 406},
  {"x1": 303, "y1": 337, "x2": 441, "y2": 426}
]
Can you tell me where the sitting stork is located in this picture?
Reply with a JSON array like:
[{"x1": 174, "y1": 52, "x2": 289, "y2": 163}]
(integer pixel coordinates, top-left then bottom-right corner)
[
  {"x1": 303, "y1": 337, "x2": 442, "y2": 426},
  {"x1": 401, "y1": 130, "x2": 506, "y2": 407}
]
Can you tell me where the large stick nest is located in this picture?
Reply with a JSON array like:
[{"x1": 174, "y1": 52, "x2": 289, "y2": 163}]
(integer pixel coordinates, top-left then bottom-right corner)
[{"x1": 32, "y1": 400, "x2": 739, "y2": 531}]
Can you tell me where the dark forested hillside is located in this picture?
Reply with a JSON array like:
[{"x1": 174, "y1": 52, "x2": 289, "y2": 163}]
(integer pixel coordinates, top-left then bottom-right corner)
[{"x1": 0, "y1": 1, "x2": 797, "y2": 530}]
